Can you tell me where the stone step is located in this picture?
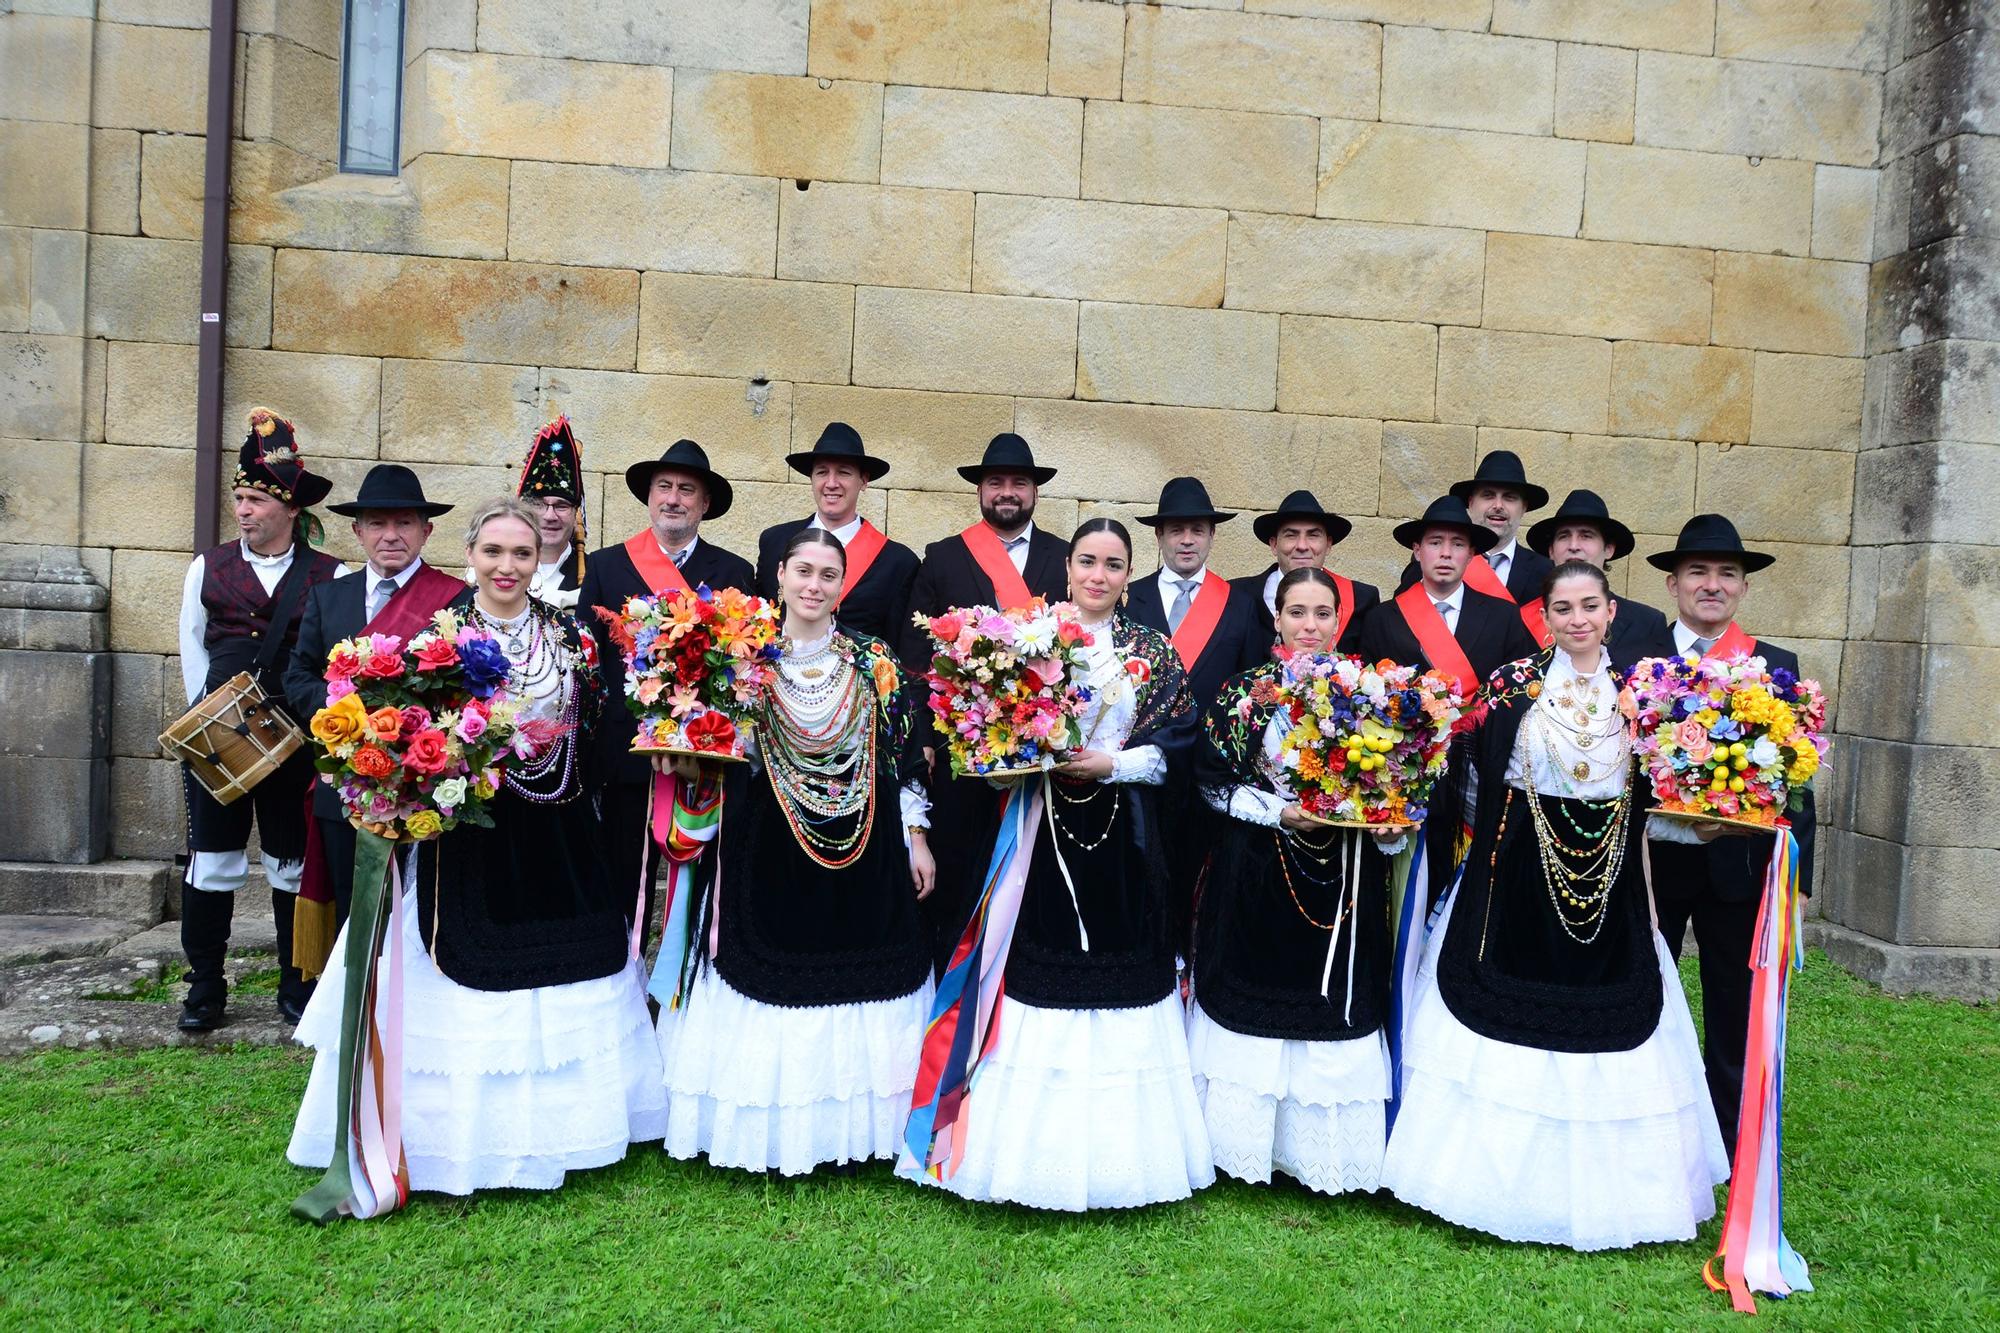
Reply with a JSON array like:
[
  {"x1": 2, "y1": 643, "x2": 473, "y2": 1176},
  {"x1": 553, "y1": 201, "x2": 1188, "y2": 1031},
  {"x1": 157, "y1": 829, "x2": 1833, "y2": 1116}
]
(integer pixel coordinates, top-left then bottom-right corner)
[
  {"x1": 0, "y1": 859, "x2": 174, "y2": 927},
  {"x1": 0, "y1": 914, "x2": 133, "y2": 967},
  {"x1": 118, "y1": 912, "x2": 277, "y2": 964},
  {"x1": 0, "y1": 953, "x2": 296, "y2": 1054}
]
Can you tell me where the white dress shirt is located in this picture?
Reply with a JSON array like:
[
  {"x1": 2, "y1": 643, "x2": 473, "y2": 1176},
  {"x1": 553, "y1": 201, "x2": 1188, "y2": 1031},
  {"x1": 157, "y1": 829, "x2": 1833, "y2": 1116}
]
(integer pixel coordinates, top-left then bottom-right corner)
[
  {"x1": 1429, "y1": 581, "x2": 1466, "y2": 632},
  {"x1": 810, "y1": 513, "x2": 866, "y2": 545},
  {"x1": 998, "y1": 529, "x2": 1030, "y2": 574},
  {"x1": 1670, "y1": 620, "x2": 1728, "y2": 656},
  {"x1": 1158, "y1": 564, "x2": 1210, "y2": 626},
  {"x1": 1487, "y1": 539, "x2": 1518, "y2": 585}
]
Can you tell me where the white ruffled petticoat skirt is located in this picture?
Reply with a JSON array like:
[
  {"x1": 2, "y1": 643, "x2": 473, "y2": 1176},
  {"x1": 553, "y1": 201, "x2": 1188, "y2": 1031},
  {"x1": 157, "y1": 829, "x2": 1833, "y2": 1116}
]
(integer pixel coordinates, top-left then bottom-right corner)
[
  {"x1": 655, "y1": 966, "x2": 934, "y2": 1176},
  {"x1": 286, "y1": 888, "x2": 668, "y2": 1195},
  {"x1": 896, "y1": 994, "x2": 1216, "y2": 1211},
  {"x1": 1380, "y1": 889, "x2": 1731, "y2": 1250},
  {"x1": 1186, "y1": 1003, "x2": 1390, "y2": 1195}
]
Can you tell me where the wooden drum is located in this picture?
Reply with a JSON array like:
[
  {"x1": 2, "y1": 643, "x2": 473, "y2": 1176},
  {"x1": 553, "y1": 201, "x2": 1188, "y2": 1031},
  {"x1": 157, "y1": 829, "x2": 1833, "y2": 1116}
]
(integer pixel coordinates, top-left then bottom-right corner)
[{"x1": 158, "y1": 671, "x2": 305, "y2": 805}]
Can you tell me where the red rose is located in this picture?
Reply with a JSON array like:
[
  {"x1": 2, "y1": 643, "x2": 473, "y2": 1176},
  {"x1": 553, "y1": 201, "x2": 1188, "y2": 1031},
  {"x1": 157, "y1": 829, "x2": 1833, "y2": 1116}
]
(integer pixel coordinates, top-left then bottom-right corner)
[
  {"x1": 350, "y1": 745, "x2": 395, "y2": 779},
  {"x1": 360, "y1": 650, "x2": 406, "y2": 680},
  {"x1": 684, "y1": 710, "x2": 738, "y2": 754},
  {"x1": 412, "y1": 637, "x2": 459, "y2": 672},
  {"x1": 324, "y1": 646, "x2": 362, "y2": 682},
  {"x1": 402, "y1": 729, "x2": 451, "y2": 776}
]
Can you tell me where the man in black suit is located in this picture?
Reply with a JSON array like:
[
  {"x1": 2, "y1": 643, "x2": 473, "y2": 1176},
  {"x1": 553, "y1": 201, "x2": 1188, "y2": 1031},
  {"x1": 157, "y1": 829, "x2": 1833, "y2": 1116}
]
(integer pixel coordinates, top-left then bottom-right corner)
[
  {"x1": 1398, "y1": 450, "x2": 1555, "y2": 619},
  {"x1": 902, "y1": 433, "x2": 1070, "y2": 969},
  {"x1": 1523, "y1": 489, "x2": 1675, "y2": 673},
  {"x1": 753, "y1": 422, "x2": 918, "y2": 645},
  {"x1": 1230, "y1": 489, "x2": 1380, "y2": 656},
  {"x1": 1643, "y1": 514, "x2": 1817, "y2": 1150},
  {"x1": 1125, "y1": 477, "x2": 1266, "y2": 706},
  {"x1": 577, "y1": 439, "x2": 755, "y2": 946}
]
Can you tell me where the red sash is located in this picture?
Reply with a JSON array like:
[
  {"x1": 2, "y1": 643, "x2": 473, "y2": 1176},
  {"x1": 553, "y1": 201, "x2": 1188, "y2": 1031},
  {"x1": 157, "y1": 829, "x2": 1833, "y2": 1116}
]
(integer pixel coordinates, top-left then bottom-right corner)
[
  {"x1": 361, "y1": 565, "x2": 467, "y2": 641},
  {"x1": 1517, "y1": 596, "x2": 1553, "y2": 648},
  {"x1": 623, "y1": 531, "x2": 693, "y2": 597},
  {"x1": 1330, "y1": 572, "x2": 1356, "y2": 649},
  {"x1": 959, "y1": 522, "x2": 1032, "y2": 609},
  {"x1": 1463, "y1": 551, "x2": 1550, "y2": 644},
  {"x1": 1167, "y1": 571, "x2": 1230, "y2": 671},
  {"x1": 837, "y1": 520, "x2": 888, "y2": 609},
  {"x1": 1393, "y1": 583, "x2": 1478, "y2": 696},
  {"x1": 1709, "y1": 621, "x2": 1756, "y2": 659}
]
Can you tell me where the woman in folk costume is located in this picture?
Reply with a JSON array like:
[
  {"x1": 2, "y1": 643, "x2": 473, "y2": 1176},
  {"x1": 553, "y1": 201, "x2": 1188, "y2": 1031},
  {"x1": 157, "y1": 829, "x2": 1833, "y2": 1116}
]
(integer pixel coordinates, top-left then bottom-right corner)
[
  {"x1": 1381, "y1": 561, "x2": 1729, "y2": 1249},
  {"x1": 513, "y1": 415, "x2": 588, "y2": 611},
  {"x1": 1189, "y1": 568, "x2": 1402, "y2": 1196},
  {"x1": 652, "y1": 527, "x2": 936, "y2": 1176},
  {"x1": 289, "y1": 497, "x2": 665, "y2": 1200},
  {"x1": 902, "y1": 518, "x2": 1214, "y2": 1210}
]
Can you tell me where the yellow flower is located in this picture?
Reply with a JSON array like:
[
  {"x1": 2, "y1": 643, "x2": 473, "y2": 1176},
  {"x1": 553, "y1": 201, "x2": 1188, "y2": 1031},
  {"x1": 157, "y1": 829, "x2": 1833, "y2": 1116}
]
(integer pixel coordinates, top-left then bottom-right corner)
[
  {"x1": 309, "y1": 693, "x2": 368, "y2": 751},
  {"x1": 1788, "y1": 744, "x2": 1820, "y2": 785},
  {"x1": 405, "y1": 809, "x2": 444, "y2": 840}
]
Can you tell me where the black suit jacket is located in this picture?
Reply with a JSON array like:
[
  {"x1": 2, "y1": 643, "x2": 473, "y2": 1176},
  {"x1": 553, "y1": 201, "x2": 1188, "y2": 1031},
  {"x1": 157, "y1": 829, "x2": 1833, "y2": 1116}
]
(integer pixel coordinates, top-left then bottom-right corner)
[
  {"x1": 1605, "y1": 595, "x2": 1674, "y2": 674},
  {"x1": 1126, "y1": 570, "x2": 1268, "y2": 706},
  {"x1": 1399, "y1": 545, "x2": 1555, "y2": 604},
  {"x1": 899, "y1": 525, "x2": 1069, "y2": 670},
  {"x1": 576, "y1": 534, "x2": 756, "y2": 787},
  {"x1": 754, "y1": 518, "x2": 920, "y2": 648},
  {"x1": 1354, "y1": 586, "x2": 1542, "y2": 688},
  {"x1": 1233, "y1": 564, "x2": 1383, "y2": 658}
]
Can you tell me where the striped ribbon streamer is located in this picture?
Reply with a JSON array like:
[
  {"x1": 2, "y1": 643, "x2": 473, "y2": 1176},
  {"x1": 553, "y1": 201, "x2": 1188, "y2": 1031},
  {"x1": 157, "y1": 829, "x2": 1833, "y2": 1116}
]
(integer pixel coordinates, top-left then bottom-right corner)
[
  {"x1": 644, "y1": 771, "x2": 724, "y2": 1009},
  {"x1": 1704, "y1": 826, "x2": 1812, "y2": 1314},
  {"x1": 1382, "y1": 834, "x2": 1430, "y2": 1133}
]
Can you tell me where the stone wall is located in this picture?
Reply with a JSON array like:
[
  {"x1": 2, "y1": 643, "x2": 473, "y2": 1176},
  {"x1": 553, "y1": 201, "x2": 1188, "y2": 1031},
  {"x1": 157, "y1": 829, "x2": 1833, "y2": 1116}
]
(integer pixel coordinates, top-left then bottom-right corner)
[{"x1": 2, "y1": 0, "x2": 1986, "y2": 993}]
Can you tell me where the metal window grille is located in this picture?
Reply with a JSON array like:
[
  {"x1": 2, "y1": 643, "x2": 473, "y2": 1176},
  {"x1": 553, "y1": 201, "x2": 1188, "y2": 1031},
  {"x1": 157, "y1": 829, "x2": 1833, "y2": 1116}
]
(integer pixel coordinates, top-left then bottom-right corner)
[{"x1": 338, "y1": 0, "x2": 406, "y2": 175}]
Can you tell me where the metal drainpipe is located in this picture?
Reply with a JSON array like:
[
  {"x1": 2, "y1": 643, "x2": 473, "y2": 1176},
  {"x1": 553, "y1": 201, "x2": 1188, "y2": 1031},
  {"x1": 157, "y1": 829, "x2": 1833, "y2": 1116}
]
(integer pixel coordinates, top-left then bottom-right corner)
[{"x1": 192, "y1": 0, "x2": 239, "y2": 551}]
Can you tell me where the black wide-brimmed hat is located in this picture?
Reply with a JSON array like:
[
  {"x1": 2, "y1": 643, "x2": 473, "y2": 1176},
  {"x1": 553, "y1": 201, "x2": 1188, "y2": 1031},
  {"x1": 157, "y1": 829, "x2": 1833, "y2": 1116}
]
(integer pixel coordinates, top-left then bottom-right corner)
[
  {"x1": 1252, "y1": 489, "x2": 1351, "y2": 545},
  {"x1": 1645, "y1": 513, "x2": 1775, "y2": 573},
  {"x1": 234, "y1": 408, "x2": 332, "y2": 509},
  {"x1": 786, "y1": 420, "x2": 890, "y2": 481},
  {"x1": 328, "y1": 463, "x2": 453, "y2": 518},
  {"x1": 1138, "y1": 476, "x2": 1234, "y2": 528},
  {"x1": 957, "y1": 432, "x2": 1056, "y2": 485},
  {"x1": 624, "y1": 438, "x2": 733, "y2": 518},
  {"x1": 1526, "y1": 488, "x2": 1636, "y2": 561},
  {"x1": 1393, "y1": 495, "x2": 1501, "y2": 553},
  {"x1": 1450, "y1": 449, "x2": 1549, "y2": 512}
]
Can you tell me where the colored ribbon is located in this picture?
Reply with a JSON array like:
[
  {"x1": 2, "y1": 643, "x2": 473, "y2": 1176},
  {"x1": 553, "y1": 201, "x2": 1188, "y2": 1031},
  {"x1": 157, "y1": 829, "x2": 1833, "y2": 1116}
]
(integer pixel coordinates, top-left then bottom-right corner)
[
  {"x1": 1703, "y1": 826, "x2": 1812, "y2": 1314},
  {"x1": 1383, "y1": 834, "x2": 1431, "y2": 1133},
  {"x1": 642, "y1": 770, "x2": 724, "y2": 1008}
]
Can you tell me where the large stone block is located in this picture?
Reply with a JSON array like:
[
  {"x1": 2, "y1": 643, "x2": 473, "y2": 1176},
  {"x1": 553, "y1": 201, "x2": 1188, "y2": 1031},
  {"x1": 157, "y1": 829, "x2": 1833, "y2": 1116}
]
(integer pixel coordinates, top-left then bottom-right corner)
[
  {"x1": 973, "y1": 195, "x2": 1226, "y2": 307},
  {"x1": 671, "y1": 71, "x2": 881, "y2": 184},
  {"x1": 1854, "y1": 440, "x2": 2000, "y2": 548},
  {"x1": 883, "y1": 87, "x2": 1082, "y2": 198},
  {"x1": 1082, "y1": 100, "x2": 1317, "y2": 215},
  {"x1": 1813, "y1": 164, "x2": 1879, "y2": 263},
  {"x1": 1436, "y1": 328, "x2": 1611, "y2": 433},
  {"x1": 509, "y1": 162, "x2": 776, "y2": 278},
  {"x1": 108, "y1": 548, "x2": 192, "y2": 656},
  {"x1": 1842, "y1": 736, "x2": 2000, "y2": 851},
  {"x1": 1863, "y1": 340, "x2": 2000, "y2": 450},
  {"x1": 239, "y1": 33, "x2": 340, "y2": 164},
  {"x1": 89, "y1": 128, "x2": 141, "y2": 235},
  {"x1": 1754, "y1": 352, "x2": 1864, "y2": 451},
  {"x1": 1225, "y1": 214, "x2": 1484, "y2": 324},
  {"x1": 90, "y1": 20, "x2": 209, "y2": 133},
  {"x1": 1492, "y1": 0, "x2": 1715, "y2": 55},
  {"x1": 1695, "y1": 442, "x2": 1855, "y2": 545},
  {"x1": 28, "y1": 229, "x2": 84, "y2": 337},
  {"x1": 103, "y1": 342, "x2": 383, "y2": 457},
  {"x1": 1868, "y1": 235, "x2": 2000, "y2": 355},
  {"x1": 537, "y1": 369, "x2": 794, "y2": 484},
  {"x1": 109, "y1": 754, "x2": 181, "y2": 860},
  {"x1": 1, "y1": 13, "x2": 94, "y2": 123},
  {"x1": 475, "y1": 0, "x2": 809, "y2": 75},
  {"x1": 1609, "y1": 342, "x2": 1754, "y2": 443},
  {"x1": 84, "y1": 236, "x2": 272, "y2": 348},
  {"x1": 1077, "y1": 303, "x2": 1278, "y2": 412},
  {"x1": 0, "y1": 755, "x2": 108, "y2": 863},
  {"x1": 1483, "y1": 234, "x2": 1712, "y2": 345},
  {"x1": 0, "y1": 335, "x2": 84, "y2": 441},
  {"x1": 1554, "y1": 41, "x2": 1636, "y2": 143},
  {"x1": 1716, "y1": 0, "x2": 1889, "y2": 70},
  {"x1": 1382, "y1": 26, "x2": 1556, "y2": 136},
  {"x1": 379, "y1": 359, "x2": 541, "y2": 467},
  {"x1": 1583, "y1": 144, "x2": 1814, "y2": 256},
  {"x1": 404, "y1": 50, "x2": 672, "y2": 169},
  {"x1": 80, "y1": 444, "x2": 197, "y2": 550},
  {"x1": 1713, "y1": 252, "x2": 1867, "y2": 357},
  {"x1": 1317, "y1": 120, "x2": 1585, "y2": 237},
  {"x1": 1842, "y1": 640, "x2": 2000, "y2": 749},
  {"x1": 110, "y1": 652, "x2": 168, "y2": 758},
  {"x1": 1874, "y1": 150, "x2": 1912, "y2": 263},
  {"x1": 272, "y1": 252, "x2": 638, "y2": 370},
  {"x1": 791, "y1": 384, "x2": 1015, "y2": 493},
  {"x1": 777, "y1": 182, "x2": 973, "y2": 291},
  {"x1": 1378, "y1": 421, "x2": 1475, "y2": 520},
  {"x1": 0, "y1": 436, "x2": 82, "y2": 547},
  {"x1": 1049, "y1": 0, "x2": 1125, "y2": 100},
  {"x1": 638, "y1": 273, "x2": 853, "y2": 384},
  {"x1": 807, "y1": 0, "x2": 1049, "y2": 94},
  {"x1": 1635, "y1": 52, "x2": 1881, "y2": 168},
  {"x1": 1909, "y1": 133, "x2": 2000, "y2": 248},
  {"x1": 1882, "y1": 27, "x2": 2000, "y2": 161},
  {"x1": 852, "y1": 288, "x2": 1076, "y2": 399},
  {"x1": 1123, "y1": 5, "x2": 1379, "y2": 118},
  {"x1": 0, "y1": 230, "x2": 26, "y2": 332},
  {"x1": 1278, "y1": 316, "x2": 1437, "y2": 422},
  {"x1": 0, "y1": 121, "x2": 88, "y2": 230},
  {"x1": 139, "y1": 134, "x2": 316, "y2": 242}
]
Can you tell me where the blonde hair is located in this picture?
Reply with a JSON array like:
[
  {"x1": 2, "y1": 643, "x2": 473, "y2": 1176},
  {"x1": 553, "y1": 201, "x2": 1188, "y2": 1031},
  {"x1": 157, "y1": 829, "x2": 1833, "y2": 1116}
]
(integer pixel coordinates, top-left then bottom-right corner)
[{"x1": 463, "y1": 495, "x2": 543, "y2": 553}]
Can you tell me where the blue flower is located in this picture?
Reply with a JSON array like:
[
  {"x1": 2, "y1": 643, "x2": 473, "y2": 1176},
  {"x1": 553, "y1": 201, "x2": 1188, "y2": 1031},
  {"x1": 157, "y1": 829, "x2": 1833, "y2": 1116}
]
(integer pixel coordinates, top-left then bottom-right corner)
[{"x1": 458, "y1": 637, "x2": 511, "y2": 698}]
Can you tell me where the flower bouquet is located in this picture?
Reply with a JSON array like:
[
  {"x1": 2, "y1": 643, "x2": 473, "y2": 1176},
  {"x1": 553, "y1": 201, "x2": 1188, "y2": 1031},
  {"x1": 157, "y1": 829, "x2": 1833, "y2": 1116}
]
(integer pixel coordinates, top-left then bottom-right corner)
[
  {"x1": 915, "y1": 599, "x2": 1095, "y2": 778},
  {"x1": 1269, "y1": 653, "x2": 1467, "y2": 829},
  {"x1": 1630, "y1": 652, "x2": 1829, "y2": 830},
  {"x1": 596, "y1": 584, "x2": 781, "y2": 763}
]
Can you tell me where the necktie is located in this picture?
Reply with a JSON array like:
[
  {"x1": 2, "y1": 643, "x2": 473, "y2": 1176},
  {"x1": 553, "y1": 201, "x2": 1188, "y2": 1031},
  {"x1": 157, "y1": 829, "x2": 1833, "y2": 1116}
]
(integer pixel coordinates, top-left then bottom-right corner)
[
  {"x1": 1490, "y1": 551, "x2": 1509, "y2": 582},
  {"x1": 371, "y1": 578, "x2": 396, "y2": 621},
  {"x1": 1168, "y1": 578, "x2": 1197, "y2": 632},
  {"x1": 1006, "y1": 536, "x2": 1027, "y2": 570},
  {"x1": 673, "y1": 547, "x2": 688, "y2": 568},
  {"x1": 1434, "y1": 599, "x2": 1455, "y2": 633},
  {"x1": 1694, "y1": 635, "x2": 1716, "y2": 654}
]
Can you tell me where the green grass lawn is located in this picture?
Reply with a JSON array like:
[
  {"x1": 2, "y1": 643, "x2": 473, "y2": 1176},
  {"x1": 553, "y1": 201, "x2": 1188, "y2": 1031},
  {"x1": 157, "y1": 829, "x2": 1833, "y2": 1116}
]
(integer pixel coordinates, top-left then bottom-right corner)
[{"x1": 1, "y1": 953, "x2": 1994, "y2": 1330}]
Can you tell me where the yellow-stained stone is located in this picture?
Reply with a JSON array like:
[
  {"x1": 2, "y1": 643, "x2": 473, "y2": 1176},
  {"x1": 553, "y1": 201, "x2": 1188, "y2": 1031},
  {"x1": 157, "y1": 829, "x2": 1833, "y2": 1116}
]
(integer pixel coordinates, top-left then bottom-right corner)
[
  {"x1": 852, "y1": 287, "x2": 1076, "y2": 398},
  {"x1": 1554, "y1": 42, "x2": 1635, "y2": 143},
  {"x1": 1382, "y1": 27, "x2": 1556, "y2": 137},
  {"x1": 538, "y1": 369, "x2": 794, "y2": 483},
  {"x1": 82, "y1": 443, "x2": 198, "y2": 550},
  {"x1": 0, "y1": 437, "x2": 82, "y2": 547},
  {"x1": 808, "y1": 0, "x2": 1050, "y2": 95},
  {"x1": 973, "y1": 194, "x2": 1226, "y2": 307},
  {"x1": 380, "y1": 359, "x2": 543, "y2": 467},
  {"x1": 1318, "y1": 120, "x2": 1586, "y2": 237},
  {"x1": 1226, "y1": 213, "x2": 1484, "y2": 325},
  {"x1": 139, "y1": 134, "x2": 314, "y2": 240},
  {"x1": 474, "y1": 0, "x2": 810, "y2": 76},
  {"x1": 1715, "y1": 0, "x2": 1889, "y2": 71},
  {"x1": 1584, "y1": 144, "x2": 1815, "y2": 256},
  {"x1": 90, "y1": 128, "x2": 141, "y2": 235},
  {"x1": 1501, "y1": 430, "x2": 1698, "y2": 534},
  {"x1": 1493, "y1": 0, "x2": 1715, "y2": 55},
  {"x1": 3, "y1": 14, "x2": 94, "y2": 123},
  {"x1": 1696, "y1": 442, "x2": 1855, "y2": 545},
  {"x1": 1278, "y1": 316, "x2": 1437, "y2": 422},
  {"x1": 239, "y1": 33, "x2": 340, "y2": 164},
  {"x1": 792, "y1": 384, "x2": 1017, "y2": 492},
  {"x1": 1123, "y1": 5, "x2": 1379, "y2": 119},
  {"x1": 1049, "y1": 0, "x2": 1125, "y2": 100},
  {"x1": 638, "y1": 273, "x2": 853, "y2": 384},
  {"x1": 1813, "y1": 165, "x2": 1878, "y2": 263},
  {"x1": 90, "y1": 20, "x2": 209, "y2": 133},
  {"x1": 1750, "y1": 352, "x2": 1863, "y2": 451},
  {"x1": 85, "y1": 236, "x2": 272, "y2": 348},
  {"x1": 1437, "y1": 328, "x2": 1611, "y2": 433},
  {"x1": 1077, "y1": 302, "x2": 1279, "y2": 412},
  {"x1": 511, "y1": 162, "x2": 777, "y2": 277},
  {"x1": 404, "y1": 50, "x2": 672, "y2": 169},
  {"x1": 0, "y1": 121, "x2": 88, "y2": 230},
  {"x1": 1634, "y1": 52, "x2": 1880, "y2": 169},
  {"x1": 104, "y1": 342, "x2": 384, "y2": 457},
  {"x1": 1609, "y1": 342, "x2": 1754, "y2": 443},
  {"x1": 272, "y1": 251, "x2": 638, "y2": 369},
  {"x1": 111, "y1": 549, "x2": 195, "y2": 655},
  {"x1": 1712, "y1": 252, "x2": 1867, "y2": 357},
  {"x1": 1379, "y1": 421, "x2": 1475, "y2": 519},
  {"x1": 1082, "y1": 100, "x2": 1317, "y2": 215},
  {"x1": 1245, "y1": 1, "x2": 1492, "y2": 28},
  {"x1": 882, "y1": 86, "x2": 1082, "y2": 198},
  {"x1": 671, "y1": 71, "x2": 882, "y2": 184},
  {"x1": 778, "y1": 182, "x2": 973, "y2": 290},
  {"x1": 1484, "y1": 234, "x2": 1713, "y2": 345},
  {"x1": 0, "y1": 334, "x2": 84, "y2": 441}
]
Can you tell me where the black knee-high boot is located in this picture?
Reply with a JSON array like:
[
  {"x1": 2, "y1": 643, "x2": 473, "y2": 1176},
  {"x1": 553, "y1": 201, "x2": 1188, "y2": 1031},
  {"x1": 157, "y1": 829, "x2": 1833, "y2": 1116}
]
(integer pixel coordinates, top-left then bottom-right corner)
[
  {"x1": 179, "y1": 886, "x2": 235, "y2": 1030},
  {"x1": 269, "y1": 889, "x2": 313, "y2": 1021}
]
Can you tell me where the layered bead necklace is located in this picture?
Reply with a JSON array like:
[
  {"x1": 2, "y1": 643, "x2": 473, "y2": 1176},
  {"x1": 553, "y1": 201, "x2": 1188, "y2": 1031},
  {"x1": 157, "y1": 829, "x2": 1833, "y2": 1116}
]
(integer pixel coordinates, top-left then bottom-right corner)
[
  {"x1": 1519, "y1": 657, "x2": 1632, "y2": 944},
  {"x1": 761, "y1": 628, "x2": 877, "y2": 869},
  {"x1": 468, "y1": 599, "x2": 583, "y2": 804}
]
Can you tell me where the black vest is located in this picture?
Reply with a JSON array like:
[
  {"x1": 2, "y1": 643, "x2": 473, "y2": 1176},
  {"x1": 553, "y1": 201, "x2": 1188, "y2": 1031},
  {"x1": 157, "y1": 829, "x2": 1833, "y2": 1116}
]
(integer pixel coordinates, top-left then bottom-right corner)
[{"x1": 198, "y1": 543, "x2": 343, "y2": 693}]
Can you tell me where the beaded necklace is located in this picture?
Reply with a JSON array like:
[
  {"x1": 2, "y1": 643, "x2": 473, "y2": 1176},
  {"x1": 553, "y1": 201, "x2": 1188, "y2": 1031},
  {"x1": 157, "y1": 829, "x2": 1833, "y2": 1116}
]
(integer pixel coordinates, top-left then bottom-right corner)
[
  {"x1": 1520, "y1": 702, "x2": 1631, "y2": 945},
  {"x1": 470, "y1": 601, "x2": 586, "y2": 804},
  {"x1": 760, "y1": 630, "x2": 877, "y2": 869}
]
